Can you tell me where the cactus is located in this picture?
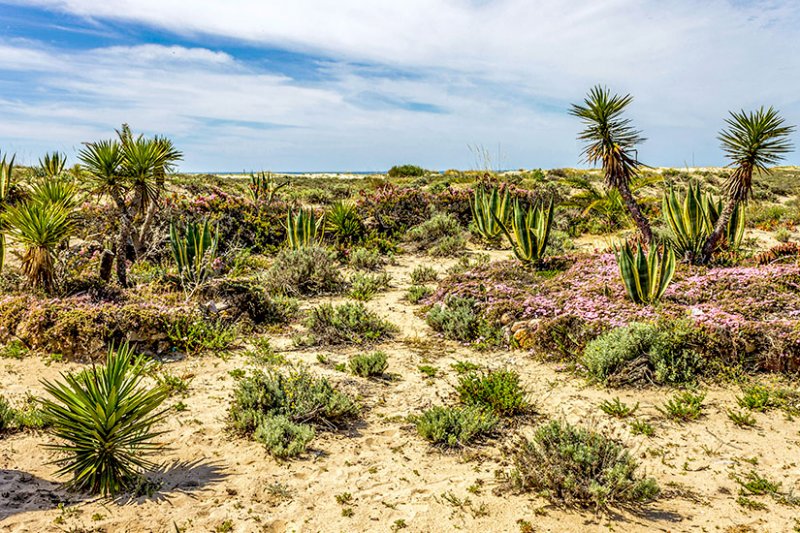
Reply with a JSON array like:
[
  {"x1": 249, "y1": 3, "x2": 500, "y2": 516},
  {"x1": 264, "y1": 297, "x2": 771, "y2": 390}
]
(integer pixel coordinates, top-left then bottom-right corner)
[
  {"x1": 471, "y1": 186, "x2": 510, "y2": 241},
  {"x1": 0, "y1": 153, "x2": 15, "y2": 273},
  {"x1": 494, "y1": 199, "x2": 554, "y2": 264},
  {"x1": 663, "y1": 183, "x2": 745, "y2": 263},
  {"x1": 170, "y1": 219, "x2": 218, "y2": 289},
  {"x1": 615, "y1": 241, "x2": 675, "y2": 304},
  {"x1": 248, "y1": 171, "x2": 288, "y2": 204},
  {"x1": 285, "y1": 208, "x2": 324, "y2": 249}
]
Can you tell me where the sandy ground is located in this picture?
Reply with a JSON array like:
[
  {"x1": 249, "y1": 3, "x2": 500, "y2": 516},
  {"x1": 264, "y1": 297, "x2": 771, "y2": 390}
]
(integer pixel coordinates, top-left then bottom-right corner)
[{"x1": 1, "y1": 253, "x2": 799, "y2": 533}]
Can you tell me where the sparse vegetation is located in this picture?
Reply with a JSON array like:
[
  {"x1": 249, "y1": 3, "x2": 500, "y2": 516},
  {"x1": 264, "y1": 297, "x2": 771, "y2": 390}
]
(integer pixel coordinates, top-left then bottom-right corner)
[{"x1": 414, "y1": 405, "x2": 498, "y2": 447}]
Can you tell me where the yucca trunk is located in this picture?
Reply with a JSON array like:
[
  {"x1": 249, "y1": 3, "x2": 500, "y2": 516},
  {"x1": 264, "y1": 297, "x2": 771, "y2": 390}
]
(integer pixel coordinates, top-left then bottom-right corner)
[
  {"x1": 617, "y1": 180, "x2": 652, "y2": 244},
  {"x1": 700, "y1": 196, "x2": 737, "y2": 264}
]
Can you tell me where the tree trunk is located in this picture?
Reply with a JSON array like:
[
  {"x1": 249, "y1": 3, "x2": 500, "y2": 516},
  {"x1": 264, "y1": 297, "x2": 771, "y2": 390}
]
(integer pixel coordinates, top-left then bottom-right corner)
[
  {"x1": 134, "y1": 201, "x2": 157, "y2": 257},
  {"x1": 116, "y1": 214, "x2": 132, "y2": 287},
  {"x1": 617, "y1": 181, "x2": 652, "y2": 244},
  {"x1": 700, "y1": 196, "x2": 737, "y2": 264}
]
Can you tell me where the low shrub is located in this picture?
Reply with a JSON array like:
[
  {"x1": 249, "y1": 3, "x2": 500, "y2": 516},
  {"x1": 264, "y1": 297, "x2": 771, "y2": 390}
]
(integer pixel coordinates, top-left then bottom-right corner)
[
  {"x1": 388, "y1": 164, "x2": 427, "y2": 178},
  {"x1": 349, "y1": 247, "x2": 386, "y2": 271},
  {"x1": 507, "y1": 420, "x2": 659, "y2": 510},
  {"x1": 405, "y1": 213, "x2": 465, "y2": 256},
  {"x1": 406, "y1": 285, "x2": 433, "y2": 304},
  {"x1": 456, "y1": 369, "x2": 529, "y2": 417},
  {"x1": 167, "y1": 316, "x2": 237, "y2": 356},
  {"x1": 660, "y1": 390, "x2": 705, "y2": 421},
  {"x1": 304, "y1": 302, "x2": 397, "y2": 345},
  {"x1": 348, "y1": 272, "x2": 391, "y2": 301},
  {"x1": 409, "y1": 265, "x2": 438, "y2": 284},
  {"x1": 426, "y1": 296, "x2": 503, "y2": 347},
  {"x1": 429, "y1": 234, "x2": 467, "y2": 257},
  {"x1": 349, "y1": 351, "x2": 388, "y2": 378},
  {"x1": 0, "y1": 395, "x2": 15, "y2": 432},
  {"x1": 414, "y1": 405, "x2": 498, "y2": 447},
  {"x1": 266, "y1": 246, "x2": 344, "y2": 296},
  {"x1": 254, "y1": 415, "x2": 315, "y2": 458}
]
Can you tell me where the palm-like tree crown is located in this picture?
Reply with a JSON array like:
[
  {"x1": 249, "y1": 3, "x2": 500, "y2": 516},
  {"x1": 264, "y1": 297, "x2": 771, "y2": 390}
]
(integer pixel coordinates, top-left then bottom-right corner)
[
  {"x1": 719, "y1": 107, "x2": 795, "y2": 201},
  {"x1": 78, "y1": 139, "x2": 124, "y2": 197},
  {"x1": 570, "y1": 85, "x2": 645, "y2": 188}
]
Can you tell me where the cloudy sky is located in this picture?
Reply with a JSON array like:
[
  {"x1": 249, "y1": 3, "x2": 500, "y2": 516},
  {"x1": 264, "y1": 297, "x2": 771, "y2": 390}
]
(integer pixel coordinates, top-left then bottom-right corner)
[{"x1": 0, "y1": 1, "x2": 798, "y2": 172}]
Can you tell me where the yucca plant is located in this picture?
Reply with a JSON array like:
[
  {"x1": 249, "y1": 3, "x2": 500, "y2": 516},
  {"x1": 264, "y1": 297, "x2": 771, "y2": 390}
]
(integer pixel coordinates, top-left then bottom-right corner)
[
  {"x1": 39, "y1": 343, "x2": 170, "y2": 496},
  {"x1": 285, "y1": 208, "x2": 324, "y2": 249},
  {"x1": 29, "y1": 178, "x2": 79, "y2": 211},
  {"x1": 700, "y1": 107, "x2": 794, "y2": 262},
  {"x1": 615, "y1": 241, "x2": 675, "y2": 304},
  {"x1": 494, "y1": 199, "x2": 554, "y2": 264},
  {"x1": 664, "y1": 183, "x2": 745, "y2": 263},
  {"x1": 248, "y1": 171, "x2": 288, "y2": 204},
  {"x1": 3, "y1": 199, "x2": 74, "y2": 290},
  {"x1": 170, "y1": 219, "x2": 218, "y2": 290},
  {"x1": 471, "y1": 186, "x2": 510, "y2": 241},
  {"x1": 38, "y1": 151, "x2": 67, "y2": 178},
  {"x1": 325, "y1": 200, "x2": 365, "y2": 245},
  {"x1": 0, "y1": 152, "x2": 15, "y2": 273}
]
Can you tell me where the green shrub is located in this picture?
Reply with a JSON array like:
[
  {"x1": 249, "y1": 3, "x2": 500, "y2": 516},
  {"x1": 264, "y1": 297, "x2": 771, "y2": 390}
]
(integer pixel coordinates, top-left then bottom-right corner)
[
  {"x1": 426, "y1": 296, "x2": 502, "y2": 347},
  {"x1": 167, "y1": 316, "x2": 237, "y2": 355},
  {"x1": 736, "y1": 384, "x2": 793, "y2": 412},
  {"x1": 266, "y1": 246, "x2": 344, "y2": 296},
  {"x1": 304, "y1": 302, "x2": 397, "y2": 345},
  {"x1": 507, "y1": 420, "x2": 659, "y2": 509},
  {"x1": 230, "y1": 367, "x2": 358, "y2": 435},
  {"x1": 0, "y1": 395, "x2": 15, "y2": 432},
  {"x1": 409, "y1": 265, "x2": 438, "y2": 284},
  {"x1": 349, "y1": 351, "x2": 388, "y2": 377},
  {"x1": 406, "y1": 214, "x2": 465, "y2": 256},
  {"x1": 388, "y1": 165, "x2": 426, "y2": 178},
  {"x1": 348, "y1": 272, "x2": 391, "y2": 301},
  {"x1": 406, "y1": 285, "x2": 433, "y2": 304},
  {"x1": 456, "y1": 369, "x2": 529, "y2": 416},
  {"x1": 581, "y1": 321, "x2": 703, "y2": 386},
  {"x1": 349, "y1": 247, "x2": 386, "y2": 271},
  {"x1": 245, "y1": 337, "x2": 287, "y2": 366},
  {"x1": 599, "y1": 397, "x2": 639, "y2": 419},
  {"x1": 414, "y1": 406, "x2": 498, "y2": 447},
  {"x1": 254, "y1": 415, "x2": 315, "y2": 458},
  {"x1": 660, "y1": 390, "x2": 705, "y2": 421},
  {"x1": 39, "y1": 344, "x2": 169, "y2": 495},
  {"x1": 0, "y1": 339, "x2": 28, "y2": 359},
  {"x1": 325, "y1": 201, "x2": 365, "y2": 245}
]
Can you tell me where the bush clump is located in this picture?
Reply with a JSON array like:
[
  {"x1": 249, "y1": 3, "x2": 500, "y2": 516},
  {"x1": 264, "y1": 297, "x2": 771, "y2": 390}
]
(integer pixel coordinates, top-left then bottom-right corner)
[
  {"x1": 348, "y1": 247, "x2": 386, "y2": 271},
  {"x1": 304, "y1": 302, "x2": 397, "y2": 345},
  {"x1": 581, "y1": 321, "x2": 703, "y2": 386},
  {"x1": 388, "y1": 164, "x2": 427, "y2": 178},
  {"x1": 406, "y1": 285, "x2": 433, "y2": 304},
  {"x1": 349, "y1": 351, "x2": 388, "y2": 377},
  {"x1": 456, "y1": 369, "x2": 529, "y2": 417},
  {"x1": 414, "y1": 405, "x2": 498, "y2": 447},
  {"x1": 253, "y1": 415, "x2": 315, "y2": 458},
  {"x1": 405, "y1": 213, "x2": 466, "y2": 256},
  {"x1": 508, "y1": 420, "x2": 659, "y2": 510},
  {"x1": 348, "y1": 272, "x2": 391, "y2": 301},
  {"x1": 426, "y1": 296, "x2": 502, "y2": 347},
  {"x1": 266, "y1": 246, "x2": 344, "y2": 296}
]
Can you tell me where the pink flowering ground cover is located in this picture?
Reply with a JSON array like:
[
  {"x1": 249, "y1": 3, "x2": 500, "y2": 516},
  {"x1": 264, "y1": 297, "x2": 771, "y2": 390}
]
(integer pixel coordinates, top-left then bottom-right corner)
[{"x1": 431, "y1": 254, "x2": 800, "y2": 372}]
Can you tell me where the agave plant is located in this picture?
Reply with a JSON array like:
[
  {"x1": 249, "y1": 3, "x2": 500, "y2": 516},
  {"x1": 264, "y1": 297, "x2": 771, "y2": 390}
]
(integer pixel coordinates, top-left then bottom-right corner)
[
  {"x1": 471, "y1": 186, "x2": 510, "y2": 241},
  {"x1": 615, "y1": 241, "x2": 675, "y2": 305},
  {"x1": 3, "y1": 199, "x2": 74, "y2": 290},
  {"x1": 285, "y1": 208, "x2": 324, "y2": 249},
  {"x1": 39, "y1": 343, "x2": 170, "y2": 496},
  {"x1": 170, "y1": 219, "x2": 218, "y2": 290},
  {"x1": 494, "y1": 199, "x2": 554, "y2": 264},
  {"x1": 38, "y1": 152, "x2": 67, "y2": 178},
  {"x1": 664, "y1": 183, "x2": 745, "y2": 263},
  {"x1": 571, "y1": 85, "x2": 653, "y2": 243},
  {"x1": 248, "y1": 171, "x2": 288, "y2": 204},
  {"x1": 325, "y1": 200, "x2": 365, "y2": 245},
  {"x1": 0, "y1": 152, "x2": 15, "y2": 272},
  {"x1": 700, "y1": 107, "x2": 794, "y2": 262}
]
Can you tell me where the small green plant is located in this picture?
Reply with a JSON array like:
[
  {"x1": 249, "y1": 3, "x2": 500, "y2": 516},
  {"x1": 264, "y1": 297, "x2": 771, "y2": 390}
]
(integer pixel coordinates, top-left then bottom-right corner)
[
  {"x1": 348, "y1": 272, "x2": 391, "y2": 301},
  {"x1": 248, "y1": 171, "x2": 287, "y2": 204},
  {"x1": 737, "y1": 495, "x2": 768, "y2": 511},
  {"x1": 456, "y1": 369, "x2": 529, "y2": 417},
  {"x1": 0, "y1": 339, "x2": 28, "y2": 359},
  {"x1": 494, "y1": 199, "x2": 555, "y2": 264},
  {"x1": 253, "y1": 415, "x2": 315, "y2": 458},
  {"x1": 727, "y1": 409, "x2": 756, "y2": 428},
  {"x1": 304, "y1": 302, "x2": 396, "y2": 345},
  {"x1": 39, "y1": 344, "x2": 169, "y2": 495},
  {"x1": 414, "y1": 405, "x2": 498, "y2": 447},
  {"x1": 409, "y1": 265, "x2": 437, "y2": 284},
  {"x1": 406, "y1": 213, "x2": 465, "y2": 256},
  {"x1": 285, "y1": 208, "x2": 323, "y2": 249},
  {"x1": 737, "y1": 384, "x2": 779, "y2": 412},
  {"x1": 451, "y1": 360, "x2": 481, "y2": 374},
  {"x1": 169, "y1": 218, "x2": 218, "y2": 291},
  {"x1": 266, "y1": 245, "x2": 344, "y2": 296},
  {"x1": 616, "y1": 241, "x2": 675, "y2": 304},
  {"x1": 245, "y1": 337, "x2": 287, "y2": 366},
  {"x1": 167, "y1": 317, "x2": 236, "y2": 355},
  {"x1": 388, "y1": 164, "x2": 426, "y2": 177},
  {"x1": 325, "y1": 201, "x2": 365, "y2": 245},
  {"x1": 629, "y1": 419, "x2": 655, "y2": 437},
  {"x1": 471, "y1": 186, "x2": 510, "y2": 241},
  {"x1": 660, "y1": 391, "x2": 705, "y2": 422},
  {"x1": 349, "y1": 351, "x2": 388, "y2": 378},
  {"x1": 349, "y1": 247, "x2": 385, "y2": 271},
  {"x1": 335, "y1": 492, "x2": 353, "y2": 505},
  {"x1": 418, "y1": 365, "x2": 438, "y2": 378},
  {"x1": 507, "y1": 420, "x2": 659, "y2": 510},
  {"x1": 406, "y1": 284, "x2": 433, "y2": 304},
  {"x1": 426, "y1": 296, "x2": 502, "y2": 347},
  {"x1": 599, "y1": 397, "x2": 639, "y2": 419}
]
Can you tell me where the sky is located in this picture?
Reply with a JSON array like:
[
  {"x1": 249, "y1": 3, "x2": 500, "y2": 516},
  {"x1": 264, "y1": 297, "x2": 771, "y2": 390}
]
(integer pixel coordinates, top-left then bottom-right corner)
[{"x1": 0, "y1": 1, "x2": 798, "y2": 172}]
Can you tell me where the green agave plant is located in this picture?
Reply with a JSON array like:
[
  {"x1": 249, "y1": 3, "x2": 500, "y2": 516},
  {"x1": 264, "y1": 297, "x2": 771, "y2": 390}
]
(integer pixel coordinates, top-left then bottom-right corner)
[
  {"x1": 170, "y1": 218, "x2": 219, "y2": 289},
  {"x1": 0, "y1": 152, "x2": 15, "y2": 273},
  {"x1": 471, "y1": 186, "x2": 510, "y2": 241},
  {"x1": 39, "y1": 343, "x2": 170, "y2": 496},
  {"x1": 285, "y1": 208, "x2": 324, "y2": 249},
  {"x1": 493, "y1": 199, "x2": 555, "y2": 264},
  {"x1": 248, "y1": 171, "x2": 288, "y2": 204},
  {"x1": 3, "y1": 199, "x2": 74, "y2": 290},
  {"x1": 663, "y1": 183, "x2": 744, "y2": 263},
  {"x1": 615, "y1": 241, "x2": 675, "y2": 305}
]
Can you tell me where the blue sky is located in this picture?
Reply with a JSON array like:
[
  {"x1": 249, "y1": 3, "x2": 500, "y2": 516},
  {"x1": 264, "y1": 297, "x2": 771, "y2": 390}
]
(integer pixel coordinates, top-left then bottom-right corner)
[{"x1": 0, "y1": 0, "x2": 798, "y2": 172}]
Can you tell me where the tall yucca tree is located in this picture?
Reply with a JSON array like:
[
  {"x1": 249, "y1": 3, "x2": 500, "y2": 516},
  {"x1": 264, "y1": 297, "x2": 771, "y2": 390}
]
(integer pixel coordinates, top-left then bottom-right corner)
[
  {"x1": 570, "y1": 85, "x2": 653, "y2": 243},
  {"x1": 700, "y1": 107, "x2": 794, "y2": 262},
  {"x1": 0, "y1": 152, "x2": 15, "y2": 272}
]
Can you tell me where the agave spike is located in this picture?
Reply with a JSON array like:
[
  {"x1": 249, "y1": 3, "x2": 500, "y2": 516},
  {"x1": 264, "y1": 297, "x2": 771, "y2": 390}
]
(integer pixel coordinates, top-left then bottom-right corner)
[
  {"x1": 471, "y1": 186, "x2": 510, "y2": 241},
  {"x1": 493, "y1": 199, "x2": 554, "y2": 264},
  {"x1": 249, "y1": 171, "x2": 288, "y2": 204},
  {"x1": 0, "y1": 152, "x2": 15, "y2": 273},
  {"x1": 170, "y1": 219, "x2": 219, "y2": 290},
  {"x1": 285, "y1": 208, "x2": 324, "y2": 249},
  {"x1": 615, "y1": 241, "x2": 675, "y2": 304}
]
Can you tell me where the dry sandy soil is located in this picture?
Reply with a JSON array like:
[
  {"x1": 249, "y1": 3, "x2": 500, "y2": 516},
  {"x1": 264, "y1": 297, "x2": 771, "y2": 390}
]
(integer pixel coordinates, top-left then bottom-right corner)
[{"x1": 1, "y1": 253, "x2": 799, "y2": 533}]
